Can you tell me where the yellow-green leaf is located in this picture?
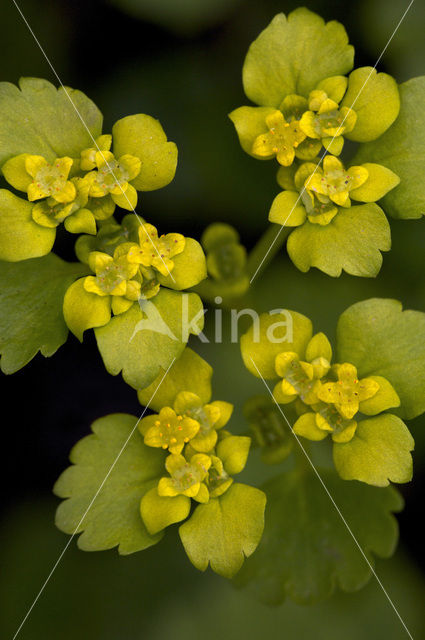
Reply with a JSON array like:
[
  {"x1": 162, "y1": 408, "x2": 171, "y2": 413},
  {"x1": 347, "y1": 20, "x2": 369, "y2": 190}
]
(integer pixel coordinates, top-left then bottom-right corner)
[
  {"x1": 243, "y1": 9, "x2": 353, "y2": 107},
  {"x1": 54, "y1": 413, "x2": 165, "y2": 554},
  {"x1": 179, "y1": 483, "x2": 266, "y2": 578},
  {"x1": 112, "y1": 114, "x2": 177, "y2": 191},
  {"x1": 0, "y1": 190, "x2": 56, "y2": 261},
  {"x1": 333, "y1": 414, "x2": 414, "y2": 487}
]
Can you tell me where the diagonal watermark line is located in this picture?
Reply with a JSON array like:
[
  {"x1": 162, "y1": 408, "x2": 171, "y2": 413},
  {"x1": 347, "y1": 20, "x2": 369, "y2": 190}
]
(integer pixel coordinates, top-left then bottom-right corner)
[
  {"x1": 11, "y1": 0, "x2": 175, "y2": 281},
  {"x1": 249, "y1": 356, "x2": 414, "y2": 640},
  {"x1": 249, "y1": 0, "x2": 415, "y2": 284},
  {"x1": 11, "y1": 357, "x2": 177, "y2": 640}
]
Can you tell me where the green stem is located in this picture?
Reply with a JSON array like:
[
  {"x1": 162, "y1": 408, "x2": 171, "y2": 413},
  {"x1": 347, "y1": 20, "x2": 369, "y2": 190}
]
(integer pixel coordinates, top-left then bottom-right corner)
[{"x1": 247, "y1": 223, "x2": 291, "y2": 282}]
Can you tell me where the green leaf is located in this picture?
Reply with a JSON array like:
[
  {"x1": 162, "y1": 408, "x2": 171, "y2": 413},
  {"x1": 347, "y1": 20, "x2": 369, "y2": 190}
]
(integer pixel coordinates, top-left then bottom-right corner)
[
  {"x1": 95, "y1": 289, "x2": 204, "y2": 390},
  {"x1": 341, "y1": 67, "x2": 400, "y2": 142},
  {"x1": 268, "y1": 190, "x2": 307, "y2": 226},
  {"x1": 0, "y1": 77, "x2": 102, "y2": 165},
  {"x1": 112, "y1": 114, "x2": 178, "y2": 191},
  {"x1": 137, "y1": 347, "x2": 213, "y2": 411},
  {"x1": 235, "y1": 469, "x2": 403, "y2": 604},
  {"x1": 353, "y1": 77, "x2": 425, "y2": 219},
  {"x1": 228, "y1": 106, "x2": 275, "y2": 155},
  {"x1": 0, "y1": 253, "x2": 86, "y2": 373},
  {"x1": 240, "y1": 309, "x2": 313, "y2": 379},
  {"x1": 63, "y1": 277, "x2": 112, "y2": 342},
  {"x1": 0, "y1": 189, "x2": 56, "y2": 261},
  {"x1": 243, "y1": 8, "x2": 353, "y2": 107},
  {"x1": 359, "y1": 376, "x2": 400, "y2": 416},
  {"x1": 157, "y1": 238, "x2": 207, "y2": 290},
  {"x1": 337, "y1": 298, "x2": 425, "y2": 419},
  {"x1": 54, "y1": 413, "x2": 165, "y2": 554},
  {"x1": 179, "y1": 483, "x2": 266, "y2": 578},
  {"x1": 333, "y1": 414, "x2": 414, "y2": 487},
  {"x1": 216, "y1": 436, "x2": 251, "y2": 475},
  {"x1": 140, "y1": 488, "x2": 190, "y2": 535},
  {"x1": 350, "y1": 163, "x2": 400, "y2": 203},
  {"x1": 287, "y1": 204, "x2": 391, "y2": 277}
]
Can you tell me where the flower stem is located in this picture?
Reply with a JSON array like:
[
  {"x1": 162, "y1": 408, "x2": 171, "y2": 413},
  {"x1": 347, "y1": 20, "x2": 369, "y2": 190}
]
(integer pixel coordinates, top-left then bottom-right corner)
[{"x1": 247, "y1": 223, "x2": 291, "y2": 283}]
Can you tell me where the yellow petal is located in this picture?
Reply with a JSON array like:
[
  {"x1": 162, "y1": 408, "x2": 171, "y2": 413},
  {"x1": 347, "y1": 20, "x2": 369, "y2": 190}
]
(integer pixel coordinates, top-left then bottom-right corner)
[
  {"x1": 111, "y1": 296, "x2": 134, "y2": 315},
  {"x1": 112, "y1": 183, "x2": 138, "y2": 210},
  {"x1": 347, "y1": 165, "x2": 369, "y2": 189},
  {"x1": 25, "y1": 155, "x2": 48, "y2": 178},
  {"x1": 52, "y1": 180, "x2": 76, "y2": 204},
  {"x1": 323, "y1": 155, "x2": 344, "y2": 173},
  {"x1": 293, "y1": 412, "x2": 328, "y2": 441},
  {"x1": 27, "y1": 182, "x2": 48, "y2": 201}
]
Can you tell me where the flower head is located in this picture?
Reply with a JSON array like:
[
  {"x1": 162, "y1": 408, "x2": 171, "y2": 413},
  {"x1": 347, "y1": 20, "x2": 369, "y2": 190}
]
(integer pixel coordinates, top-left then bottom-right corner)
[
  {"x1": 31, "y1": 176, "x2": 93, "y2": 231},
  {"x1": 158, "y1": 453, "x2": 211, "y2": 502},
  {"x1": 316, "y1": 362, "x2": 379, "y2": 420},
  {"x1": 24, "y1": 155, "x2": 76, "y2": 203},
  {"x1": 173, "y1": 391, "x2": 233, "y2": 452},
  {"x1": 127, "y1": 223, "x2": 185, "y2": 277},
  {"x1": 273, "y1": 332, "x2": 332, "y2": 405},
  {"x1": 142, "y1": 406, "x2": 200, "y2": 455},
  {"x1": 252, "y1": 110, "x2": 306, "y2": 166},
  {"x1": 299, "y1": 77, "x2": 357, "y2": 155},
  {"x1": 305, "y1": 155, "x2": 368, "y2": 208},
  {"x1": 85, "y1": 150, "x2": 141, "y2": 211},
  {"x1": 83, "y1": 244, "x2": 143, "y2": 314}
]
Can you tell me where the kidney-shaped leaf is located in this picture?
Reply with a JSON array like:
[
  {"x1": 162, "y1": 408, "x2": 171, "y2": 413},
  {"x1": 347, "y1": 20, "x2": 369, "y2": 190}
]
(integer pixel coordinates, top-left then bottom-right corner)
[
  {"x1": 0, "y1": 77, "x2": 102, "y2": 164},
  {"x1": 0, "y1": 190, "x2": 56, "y2": 261},
  {"x1": 0, "y1": 253, "x2": 86, "y2": 373},
  {"x1": 333, "y1": 414, "x2": 414, "y2": 487},
  {"x1": 179, "y1": 483, "x2": 266, "y2": 578},
  {"x1": 137, "y1": 347, "x2": 213, "y2": 411},
  {"x1": 354, "y1": 77, "x2": 425, "y2": 219},
  {"x1": 240, "y1": 309, "x2": 313, "y2": 379},
  {"x1": 337, "y1": 298, "x2": 425, "y2": 419},
  {"x1": 243, "y1": 8, "x2": 353, "y2": 107},
  {"x1": 54, "y1": 413, "x2": 165, "y2": 554},
  {"x1": 235, "y1": 469, "x2": 402, "y2": 604},
  {"x1": 95, "y1": 289, "x2": 205, "y2": 390},
  {"x1": 287, "y1": 204, "x2": 391, "y2": 277}
]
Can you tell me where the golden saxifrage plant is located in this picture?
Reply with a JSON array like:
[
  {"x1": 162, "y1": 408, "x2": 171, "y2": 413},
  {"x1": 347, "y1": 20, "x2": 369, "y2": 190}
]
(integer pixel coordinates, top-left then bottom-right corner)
[{"x1": 1, "y1": 7, "x2": 425, "y2": 604}]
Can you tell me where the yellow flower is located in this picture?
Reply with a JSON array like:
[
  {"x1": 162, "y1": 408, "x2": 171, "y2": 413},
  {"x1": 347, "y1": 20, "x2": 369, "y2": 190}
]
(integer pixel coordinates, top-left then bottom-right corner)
[
  {"x1": 83, "y1": 244, "x2": 143, "y2": 314},
  {"x1": 252, "y1": 110, "x2": 306, "y2": 166},
  {"x1": 31, "y1": 176, "x2": 91, "y2": 229},
  {"x1": 86, "y1": 150, "x2": 141, "y2": 210},
  {"x1": 316, "y1": 362, "x2": 380, "y2": 420},
  {"x1": 299, "y1": 79, "x2": 357, "y2": 155},
  {"x1": 273, "y1": 333, "x2": 333, "y2": 406},
  {"x1": 25, "y1": 155, "x2": 76, "y2": 203},
  {"x1": 173, "y1": 391, "x2": 233, "y2": 453},
  {"x1": 158, "y1": 453, "x2": 211, "y2": 502},
  {"x1": 305, "y1": 155, "x2": 369, "y2": 208},
  {"x1": 126, "y1": 223, "x2": 185, "y2": 277},
  {"x1": 142, "y1": 406, "x2": 200, "y2": 455}
]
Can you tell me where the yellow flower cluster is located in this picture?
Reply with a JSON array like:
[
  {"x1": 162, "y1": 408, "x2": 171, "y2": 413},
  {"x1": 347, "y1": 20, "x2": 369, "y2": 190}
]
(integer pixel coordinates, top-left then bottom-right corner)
[
  {"x1": 2, "y1": 134, "x2": 143, "y2": 235},
  {"x1": 251, "y1": 76, "x2": 357, "y2": 166},
  {"x1": 273, "y1": 332, "x2": 400, "y2": 443},
  {"x1": 139, "y1": 392, "x2": 250, "y2": 504},
  {"x1": 83, "y1": 222, "x2": 186, "y2": 309}
]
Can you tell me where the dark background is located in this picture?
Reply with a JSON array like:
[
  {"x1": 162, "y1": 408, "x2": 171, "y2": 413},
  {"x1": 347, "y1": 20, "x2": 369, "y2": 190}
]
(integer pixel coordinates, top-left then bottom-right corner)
[{"x1": 1, "y1": 0, "x2": 425, "y2": 638}]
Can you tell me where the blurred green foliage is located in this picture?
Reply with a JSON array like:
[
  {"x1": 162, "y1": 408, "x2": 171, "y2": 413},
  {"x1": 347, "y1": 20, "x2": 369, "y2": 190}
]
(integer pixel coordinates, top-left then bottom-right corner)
[{"x1": 1, "y1": 500, "x2": 424, "y2": 639}]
